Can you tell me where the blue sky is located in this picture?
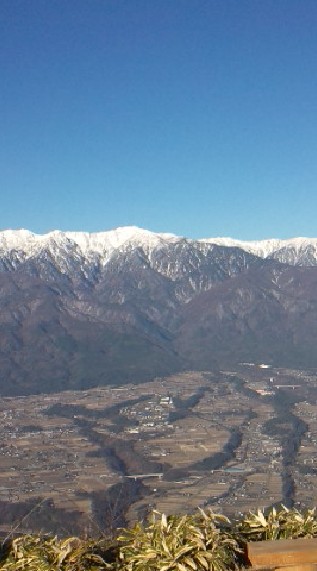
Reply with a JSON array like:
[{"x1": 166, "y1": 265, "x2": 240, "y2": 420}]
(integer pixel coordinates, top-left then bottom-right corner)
[{"x1": 1, "y1": 0, "x2": 317, "y2": 239}]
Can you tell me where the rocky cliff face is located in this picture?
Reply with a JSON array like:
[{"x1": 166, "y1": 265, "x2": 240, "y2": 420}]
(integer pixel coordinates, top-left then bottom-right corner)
[{"x1": 0, "y1": 227, "x2": 316, "y2": 395}]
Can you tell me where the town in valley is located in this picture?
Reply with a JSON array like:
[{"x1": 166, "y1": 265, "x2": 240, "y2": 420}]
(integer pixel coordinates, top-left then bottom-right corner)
[{"x1": 1, "y1": 365, "x2": 317, "y2": 535}]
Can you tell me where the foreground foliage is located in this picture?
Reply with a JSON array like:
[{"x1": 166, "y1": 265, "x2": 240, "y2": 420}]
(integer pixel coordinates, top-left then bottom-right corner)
[
  {"x1": 0, "y1": 535, "x2": 113, "y2": 571},
  {"x1": 1, "y1": 505, "x2": 317, "y2": 570},
  {"x1": 119, "y1": 509, "x2": 240, "y2": 571},
  {"x1": 237, "y1": 505, "x2": 317, "y2": 541}
]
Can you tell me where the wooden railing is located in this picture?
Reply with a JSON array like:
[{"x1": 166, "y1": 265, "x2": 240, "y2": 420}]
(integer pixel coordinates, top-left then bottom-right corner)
[{"x1": 246, "y1": 537, "x2": 317, "y2": 571}]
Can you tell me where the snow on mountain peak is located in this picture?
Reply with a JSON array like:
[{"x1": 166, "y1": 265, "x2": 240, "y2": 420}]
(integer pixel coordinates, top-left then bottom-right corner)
[
  {"x1": 1, "y1": 227, "x2": 317, "y2": 267},
  {"x1": 0, "y1": 226, "x2": 180, "y2": 263},
  {"x1": 200, "y1": 236, "x2": 317, "y2": 259}
]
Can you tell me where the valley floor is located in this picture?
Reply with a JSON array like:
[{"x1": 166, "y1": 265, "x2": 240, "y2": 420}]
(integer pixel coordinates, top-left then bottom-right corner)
[{"x1": 0, "y1": 365, "x2": 317, "y2": 535}]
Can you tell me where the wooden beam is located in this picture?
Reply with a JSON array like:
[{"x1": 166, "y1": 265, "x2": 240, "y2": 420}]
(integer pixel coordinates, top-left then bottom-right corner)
[{"x1": 247, "y1": 537, "x2": 317, "y2": 568}]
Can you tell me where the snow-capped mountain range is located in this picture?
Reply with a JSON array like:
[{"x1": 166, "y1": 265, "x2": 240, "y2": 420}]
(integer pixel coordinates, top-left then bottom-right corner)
[
  {"x1": 1, "y1": 226, "x2": 317, "y2": 266},
  {"x1": 1, "y1": 226, "x2": 317, "y2": 396}
]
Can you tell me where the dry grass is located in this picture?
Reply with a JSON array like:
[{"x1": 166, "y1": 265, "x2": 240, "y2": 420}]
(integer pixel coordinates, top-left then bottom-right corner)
[{"x1": 1, "y1": 506, "x2": 317, "y2": 570}]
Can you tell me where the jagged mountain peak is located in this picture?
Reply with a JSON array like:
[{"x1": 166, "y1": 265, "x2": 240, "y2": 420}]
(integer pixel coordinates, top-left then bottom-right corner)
[
  {"x1": 200, "y1": 236, "x2": 317, "y2": 265},
  {"x1": 65, "y1": 226, "x2": 180, "y2": 257},
  {"x1": 0, "y1": 226, "x2": 180, "y2": 260}
]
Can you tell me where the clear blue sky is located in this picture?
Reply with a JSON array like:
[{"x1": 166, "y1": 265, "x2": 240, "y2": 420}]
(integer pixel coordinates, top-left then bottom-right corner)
[{"x1": 1, "y1": 0, "x2": 317, "y2": 239}]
